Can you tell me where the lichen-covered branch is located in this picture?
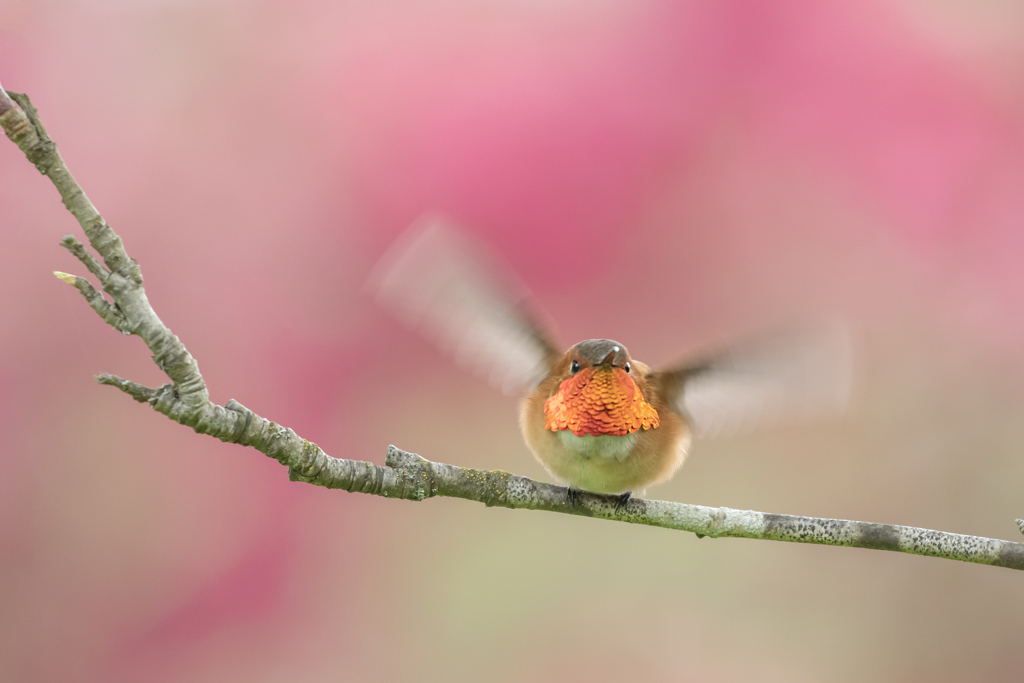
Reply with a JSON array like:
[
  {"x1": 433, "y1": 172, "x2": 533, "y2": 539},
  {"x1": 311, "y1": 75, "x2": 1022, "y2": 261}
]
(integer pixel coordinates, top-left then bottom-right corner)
[{"x1": 5, "y1": 87, "x2": 1024, "y2": 572}]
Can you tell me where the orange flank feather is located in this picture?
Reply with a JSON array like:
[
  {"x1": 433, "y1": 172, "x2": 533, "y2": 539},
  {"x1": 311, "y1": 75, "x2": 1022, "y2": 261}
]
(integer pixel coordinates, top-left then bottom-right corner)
[{"x1": 543, "y1": 367, "x2": 660, "y2": 437}]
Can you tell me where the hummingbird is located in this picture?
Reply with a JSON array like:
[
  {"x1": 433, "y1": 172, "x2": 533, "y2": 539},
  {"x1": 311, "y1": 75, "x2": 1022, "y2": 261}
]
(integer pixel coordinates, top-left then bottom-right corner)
[{"x1": 370, "y1": 216, "x2": 852, "y2": 503}]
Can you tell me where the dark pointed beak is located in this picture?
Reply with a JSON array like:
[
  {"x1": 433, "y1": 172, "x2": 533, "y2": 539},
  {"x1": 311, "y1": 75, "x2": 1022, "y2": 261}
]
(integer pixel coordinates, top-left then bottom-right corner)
[{"x1": 599, "y1": 347, "x2": 620, "y2": 366}]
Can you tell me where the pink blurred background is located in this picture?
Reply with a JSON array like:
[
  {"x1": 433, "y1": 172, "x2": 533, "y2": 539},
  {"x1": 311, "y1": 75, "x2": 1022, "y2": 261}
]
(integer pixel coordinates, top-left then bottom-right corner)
[{"x1": 4, "y1": 0, "x2": 1024, "y2": 680}]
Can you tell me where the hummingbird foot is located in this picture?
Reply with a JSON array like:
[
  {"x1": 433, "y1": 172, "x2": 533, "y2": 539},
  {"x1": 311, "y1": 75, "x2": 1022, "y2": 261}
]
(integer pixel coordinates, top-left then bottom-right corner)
[
  {"x1": 614, "y1": 491, "x2": 632, "y2": 513},
  {"x1": 566, "y1": 486, "x2": 582, "y2": 507}
]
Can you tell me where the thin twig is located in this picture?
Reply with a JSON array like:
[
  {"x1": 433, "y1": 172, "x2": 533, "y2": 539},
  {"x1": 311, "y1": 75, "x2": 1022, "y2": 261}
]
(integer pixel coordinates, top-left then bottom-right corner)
[
  {"x1": 61, "y1": 234, "x2": 109, "y2": 283},
  {"x1": 6, "y1": 87, "x2": 1024, "y2": 572},
  {"x1": 53, "y1": 272, "x2": 130, "y2": 332},
  {"x1": 96, "y1": 373, "x2": 163, "y2": 403}
]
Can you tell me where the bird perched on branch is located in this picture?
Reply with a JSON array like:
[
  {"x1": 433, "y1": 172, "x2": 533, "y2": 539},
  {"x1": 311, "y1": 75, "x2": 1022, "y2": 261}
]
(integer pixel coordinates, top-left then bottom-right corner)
[{"x1": 369, "y1": 215, "x2": 852, "y2": 503}]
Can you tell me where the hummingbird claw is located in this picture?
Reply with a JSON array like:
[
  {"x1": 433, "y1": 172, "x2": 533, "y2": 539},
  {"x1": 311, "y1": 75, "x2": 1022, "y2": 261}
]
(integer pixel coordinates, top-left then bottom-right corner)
[
  {"x1": 614, "y1": 491, "x2": 632, "y2": 513},
  {"x1": 566, "y1": 486, "x2": 582, "y2": 507}
]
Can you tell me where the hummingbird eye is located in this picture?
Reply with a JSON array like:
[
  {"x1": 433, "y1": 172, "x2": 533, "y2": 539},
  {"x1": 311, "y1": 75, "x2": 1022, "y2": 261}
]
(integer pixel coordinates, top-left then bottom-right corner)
[
  {"x1": 624, "y1": 362, "x2": 631, "y2": 373},
  {"x1": 571, "y1": 360, "x2": 580, "y2": 374}
]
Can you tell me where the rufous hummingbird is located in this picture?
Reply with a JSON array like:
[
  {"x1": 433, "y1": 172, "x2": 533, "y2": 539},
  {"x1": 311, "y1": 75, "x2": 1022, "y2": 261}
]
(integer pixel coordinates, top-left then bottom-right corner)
[{"x1": 370, "y1": 216, "x2": 851, "y2": 504}]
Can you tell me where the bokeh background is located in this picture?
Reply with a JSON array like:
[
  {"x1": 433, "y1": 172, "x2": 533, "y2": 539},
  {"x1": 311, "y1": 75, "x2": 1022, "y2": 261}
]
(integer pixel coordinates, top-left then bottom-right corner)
[{"x1": 4, "y1": 0, "x2": 1024, "y2": 680}]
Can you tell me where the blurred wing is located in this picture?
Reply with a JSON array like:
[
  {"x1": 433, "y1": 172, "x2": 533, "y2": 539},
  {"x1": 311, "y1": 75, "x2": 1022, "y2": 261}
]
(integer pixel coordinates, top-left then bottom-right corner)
[
  {"x1": 367, "y1": 214, "x2": 559, "y2": 395},
  {"x1": 658, "y1": 320, "x2": 854, "y2": 438}
]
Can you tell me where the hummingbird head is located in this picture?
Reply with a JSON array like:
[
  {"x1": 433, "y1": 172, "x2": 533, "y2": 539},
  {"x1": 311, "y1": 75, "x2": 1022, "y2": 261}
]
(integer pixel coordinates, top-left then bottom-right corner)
[
  {"x1": 572, "y1": 339, "x2": 631, "y2": 372},
  {"x1": 543, "y1": 339, "x2": 660, "y2": 437}
]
